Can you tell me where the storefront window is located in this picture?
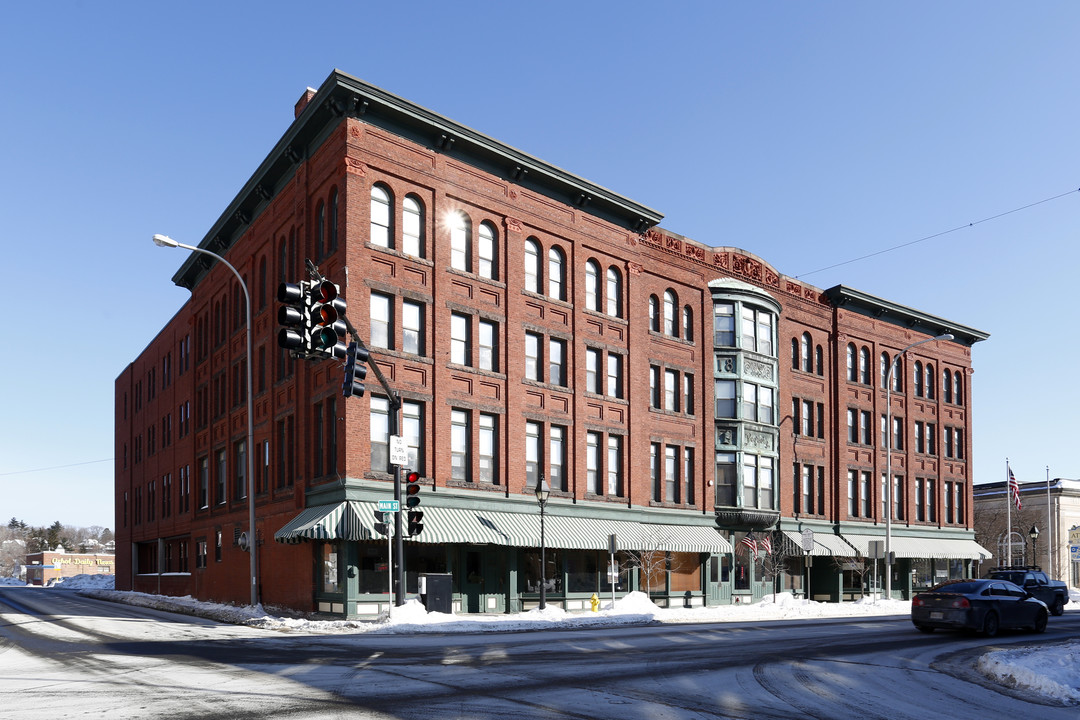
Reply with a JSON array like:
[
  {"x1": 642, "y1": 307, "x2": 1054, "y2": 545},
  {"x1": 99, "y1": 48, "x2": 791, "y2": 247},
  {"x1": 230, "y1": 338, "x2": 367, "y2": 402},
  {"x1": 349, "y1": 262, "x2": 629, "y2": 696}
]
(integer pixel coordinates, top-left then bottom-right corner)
[
  {"x1": 321, "y1": 542, "x2": 341, "y2": 594},
  {"x1": 358, "y1": 544, "x2": 388, "y2": 594},
  {"x1": 911, "y1": 558, "x2": 932, "y2": 590},
  {"x1": 405, "y1": 545, "x2": 448, "y2": 594},
  {"x1": 668, "y1": 552, "x2": 701, "y2": 593},
  {"x1": 521, "y1": 549, "x2": 561, "y2": 593}
]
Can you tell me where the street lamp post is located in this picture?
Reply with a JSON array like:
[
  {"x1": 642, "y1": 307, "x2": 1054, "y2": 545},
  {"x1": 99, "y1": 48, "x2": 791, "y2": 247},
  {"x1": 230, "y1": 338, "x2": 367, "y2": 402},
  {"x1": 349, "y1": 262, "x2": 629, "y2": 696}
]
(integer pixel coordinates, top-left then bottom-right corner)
[
  {"x1": 152, "y1": 234, "x2": 258, "y2": 607},
  {"x1": 533, "y1": 472, "x2": 550, "y2": 610},
  {"x1": 1029, "y1": 525, "x2": 1039, "y2": 567},
  {"x1": 884, "y1": 333, "x2": 953, "y2": 600}
]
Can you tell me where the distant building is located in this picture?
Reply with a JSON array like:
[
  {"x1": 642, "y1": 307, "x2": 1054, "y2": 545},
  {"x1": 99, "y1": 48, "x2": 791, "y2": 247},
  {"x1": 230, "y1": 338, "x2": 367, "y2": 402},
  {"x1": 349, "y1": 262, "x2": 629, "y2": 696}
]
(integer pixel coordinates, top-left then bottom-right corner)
[
  {"x1": 973, "y1": 477, "x2": 1080, "y2": 579},
  {"x1": 24, "y1": 547, "x2": 115, "y2": 586},
  {"x1": 116, "y1": 69, "x2": 990, "y2": 617}
]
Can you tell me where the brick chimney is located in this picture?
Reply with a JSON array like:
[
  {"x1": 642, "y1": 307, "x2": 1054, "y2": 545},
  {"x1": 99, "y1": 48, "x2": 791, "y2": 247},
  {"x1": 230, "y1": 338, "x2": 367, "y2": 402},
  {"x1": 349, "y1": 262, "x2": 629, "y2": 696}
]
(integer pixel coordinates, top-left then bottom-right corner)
[{"x1": 294, "y1": 87, "x2": 318, "y2": 119}]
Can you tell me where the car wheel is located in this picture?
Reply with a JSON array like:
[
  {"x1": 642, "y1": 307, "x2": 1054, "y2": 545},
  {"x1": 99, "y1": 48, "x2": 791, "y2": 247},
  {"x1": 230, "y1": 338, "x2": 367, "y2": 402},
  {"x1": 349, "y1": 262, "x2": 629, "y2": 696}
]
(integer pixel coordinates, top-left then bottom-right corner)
[
  {"x1": 915, "y1": 624, "x2": 934, "y2": 634},
  {"x1": 1051, "y1": 598, "x2": 1064, "y2": 617},
  {"x1": 1033, "y1": 609, "x2": 1048, "y2": 633},
  {"x1": 982, "y1": 611, "x2": 999, "y2": 637}
]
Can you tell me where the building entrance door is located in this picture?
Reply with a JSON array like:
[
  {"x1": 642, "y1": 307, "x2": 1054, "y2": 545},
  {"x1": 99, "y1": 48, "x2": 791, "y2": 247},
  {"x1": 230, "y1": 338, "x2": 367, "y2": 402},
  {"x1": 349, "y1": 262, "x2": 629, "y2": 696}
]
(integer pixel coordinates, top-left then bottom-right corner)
[{"x1": 462, "y1": 549, "x2": 484, "y2": 613}]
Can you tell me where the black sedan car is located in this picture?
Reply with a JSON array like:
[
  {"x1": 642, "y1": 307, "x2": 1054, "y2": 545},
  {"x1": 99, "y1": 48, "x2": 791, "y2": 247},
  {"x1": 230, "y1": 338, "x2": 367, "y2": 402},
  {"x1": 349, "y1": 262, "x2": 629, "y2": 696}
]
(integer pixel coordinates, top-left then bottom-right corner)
[{"x1": 911, "y1": 579, "x2": 1048, "y2": 636}]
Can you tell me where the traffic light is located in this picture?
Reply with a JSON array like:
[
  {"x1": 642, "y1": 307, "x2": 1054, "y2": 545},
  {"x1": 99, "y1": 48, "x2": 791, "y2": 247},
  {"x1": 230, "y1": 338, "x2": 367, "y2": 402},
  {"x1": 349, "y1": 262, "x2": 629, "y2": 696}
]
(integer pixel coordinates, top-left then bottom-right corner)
[
  {"x1": 407, "y1": 509, "x2": 424, "y2": 537},
  {"x1": 342, "y1": 341, "x2": 370, "y2": 398},
  {"x1": 404, "y1": 470, "x2": 423, "y2": 536},
  {"x1": 276, "y1": 281, "x2": 309, "y2": 353},
  {"x1": 308, "y1": 280, "x2": 347, "y2": 358},
  {"x1": 373, "y1": 510, "x2": 389, "y2": 536}
]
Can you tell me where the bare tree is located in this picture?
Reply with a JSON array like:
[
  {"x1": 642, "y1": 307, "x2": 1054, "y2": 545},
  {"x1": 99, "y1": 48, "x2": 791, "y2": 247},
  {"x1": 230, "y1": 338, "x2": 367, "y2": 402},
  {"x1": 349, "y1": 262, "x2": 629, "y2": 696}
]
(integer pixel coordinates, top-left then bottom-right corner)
[
  {"x1": 757, "y1": 531, "x2": 792, "y2": 594},
  {"x1": 623, "y1": 528, "x2": 673, "y2": 593},
  {"x1": 831, "y1": 556, "x2": 873, "y2": 598}
]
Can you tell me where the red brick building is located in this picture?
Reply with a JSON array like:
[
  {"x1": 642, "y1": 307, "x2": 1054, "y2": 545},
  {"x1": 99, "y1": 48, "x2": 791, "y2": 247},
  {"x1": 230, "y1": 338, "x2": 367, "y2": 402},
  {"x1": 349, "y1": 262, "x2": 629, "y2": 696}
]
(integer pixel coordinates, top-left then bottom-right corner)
[{"x1": 116, "y1": 70, "x2": 990, "y2": 616}]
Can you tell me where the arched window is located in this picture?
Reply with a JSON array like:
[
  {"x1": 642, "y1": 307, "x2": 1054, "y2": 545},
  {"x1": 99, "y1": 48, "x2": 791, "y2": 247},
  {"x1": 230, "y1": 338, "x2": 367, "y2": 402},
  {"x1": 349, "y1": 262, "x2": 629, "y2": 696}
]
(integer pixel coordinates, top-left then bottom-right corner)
[
  {"x1": 926, "y1": 364, "x2": 936, "y2": 399},
  {"x1": 881, "y1": 352, "x2": 890, "y2": 389},
  {"x1": 548, "y1": 246, "x2": 565, "y2": 300},
  {"x1": 846, "y1": 344, "x2": 857, "y2": 381},
  {"x1": 316, "y1": 200, "x2": 326, "y2": 257},
  {"x1": 794, "y1": 338, "x2": 802, "y2": 371},
  {"x1": 683, "y1": 306, "x2": 694, "y2": 342},
  {"x1": 278, "y1": 237, "x2": 288, "y2": 284},
  {"x1": 892, "y1": 357, "x2": 903, "y2": 392},
  {"x1": 258, "y1": 255, "x2": 267, "y2": 311},
  {"x1": 370, "y1": 185, "x2": 391, "y2": 248},
  {"x1": 402, "y1": 195, "x2": 424, "y2": 257},
  {"x1": 328, "y1": 188, "x2": 338, "y2": 254},
  {"x1": 663, "y1": 290, "x2": 677, "y2": 336},
  {"x1": 953, "y1": 371, "x2": 962, "y2": 405},
  {"x1": 943, "y1": 369, "x2": 953, "y2": 403},
  {"x1": 859, "y1": 347, "x2": 870, "y2": 385},
  {"x1": 584, "y1": 260, "x2": 599, "y2": 311},
  {"x1": 524, "y1": 238, "x2": 541, "y2": 293},
  {"x1": 478, "y1": 221, "x2": 497, "y2": 279},
  {"x1": 450, "y1": 212, "x2": 469, "y2": 271},
  {"x1": 914, "y1": 361, "x2": 924, "y2": 397},
  {"x1": 800, "y1": 333, "x2": 812, "y2": 372},
  {"x1": 649, "y1": 295, "x2": 660, "y2": 332},
  {"x1": 606, "y1": 267, "x2": 621, "y2": 317}
]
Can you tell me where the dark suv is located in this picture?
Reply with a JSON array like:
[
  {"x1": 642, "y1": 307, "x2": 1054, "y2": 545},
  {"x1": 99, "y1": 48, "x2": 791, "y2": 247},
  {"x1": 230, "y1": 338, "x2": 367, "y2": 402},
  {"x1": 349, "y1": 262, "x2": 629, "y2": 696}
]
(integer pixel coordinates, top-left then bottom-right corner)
[{"x1": 986, "y1": 566, "x2": 1069, "y2": 616}]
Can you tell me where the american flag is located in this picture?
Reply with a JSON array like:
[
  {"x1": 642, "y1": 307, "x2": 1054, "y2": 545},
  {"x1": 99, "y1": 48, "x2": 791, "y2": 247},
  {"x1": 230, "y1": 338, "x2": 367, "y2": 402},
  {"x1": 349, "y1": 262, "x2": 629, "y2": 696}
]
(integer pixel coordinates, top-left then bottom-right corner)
[
  {"x1": 758, "y1": 534, "x2": 772, "y2": 555},
  {"x1": 1008, "y1": 466, "x2": 1022, "y2": 510},
  {"x1": 740, "y1": 533, "x2": 758, "y2": 554}
]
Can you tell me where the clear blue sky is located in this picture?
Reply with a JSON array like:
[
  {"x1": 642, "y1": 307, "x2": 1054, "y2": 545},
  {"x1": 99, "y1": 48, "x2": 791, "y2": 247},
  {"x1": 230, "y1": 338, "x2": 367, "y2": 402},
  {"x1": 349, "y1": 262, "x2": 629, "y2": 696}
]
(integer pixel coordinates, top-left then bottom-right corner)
[{"x1": 2, "y1": 1, "x2": 1077, "y2": 529}]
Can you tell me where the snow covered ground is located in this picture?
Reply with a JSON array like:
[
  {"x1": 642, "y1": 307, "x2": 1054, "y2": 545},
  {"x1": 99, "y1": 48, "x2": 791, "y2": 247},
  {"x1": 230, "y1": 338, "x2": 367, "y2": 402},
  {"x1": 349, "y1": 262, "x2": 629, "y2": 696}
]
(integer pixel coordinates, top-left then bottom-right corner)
[{"x1": 7, "y1": 574, "x2": 1079, "y2": 704}]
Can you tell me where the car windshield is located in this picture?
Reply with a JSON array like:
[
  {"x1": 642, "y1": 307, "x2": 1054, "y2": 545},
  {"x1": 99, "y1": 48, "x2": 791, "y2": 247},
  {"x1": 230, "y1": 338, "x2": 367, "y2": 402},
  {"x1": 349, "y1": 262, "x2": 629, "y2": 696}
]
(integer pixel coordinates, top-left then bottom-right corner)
[
  {"x1": 932, "y1": 581, "x2": 980, "y2": 594},
  {"x1": 994, "y1": 572, "x2": 1025, "y2": 585}
]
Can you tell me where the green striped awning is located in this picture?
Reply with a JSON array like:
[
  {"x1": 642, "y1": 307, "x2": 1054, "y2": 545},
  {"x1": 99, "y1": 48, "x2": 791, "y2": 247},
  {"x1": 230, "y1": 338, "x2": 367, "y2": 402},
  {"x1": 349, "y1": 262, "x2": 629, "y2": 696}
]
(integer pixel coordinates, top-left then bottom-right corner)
[
  {"x1": 274, "y1": 502, "x2": 376, "y2": 544},
  {"x1": 840, "y1": 533, "x2": 991, "y2": 560},
  {"x1": 781, "y1": 530, "x2": 855, "y2": 556}
]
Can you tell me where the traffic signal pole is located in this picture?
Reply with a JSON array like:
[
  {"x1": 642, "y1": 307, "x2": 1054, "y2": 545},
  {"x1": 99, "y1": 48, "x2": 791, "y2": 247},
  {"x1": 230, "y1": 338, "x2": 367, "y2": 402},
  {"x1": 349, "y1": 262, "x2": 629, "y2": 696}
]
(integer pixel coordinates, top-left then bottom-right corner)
[{"x1": 305, "y1": 261, "x2": 407, "y2": 606}]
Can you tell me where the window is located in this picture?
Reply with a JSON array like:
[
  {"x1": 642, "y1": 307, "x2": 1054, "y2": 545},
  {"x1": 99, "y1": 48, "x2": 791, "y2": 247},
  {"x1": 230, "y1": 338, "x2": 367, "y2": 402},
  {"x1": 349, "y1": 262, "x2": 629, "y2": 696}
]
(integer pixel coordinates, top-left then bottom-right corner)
[
  {"x1": 953, "y1": 371, "x2": 963, "y2": 405},
  {"x1": 665, "y1": 445, "x2": 678, "y2": 502},
  {"x1": 195, "y1": 540, "x2": 207, "y2": 569},
  {"x1": 664, "y1": 290, "x2": 677, "y2": 336},
  {"x1": 402, "y1": 195, "x2": 424, "y2": 257},
  {"x1": 683, "y1": 447, "x2": 695, "y2": 505},
  {"x1": 478, "y1": 319, "x2": 497, "y2": 371},
  {"x1": 548, "y1": 338, "x2": 566, "y2": 386},
  {"x1": 234, "y1": 439, "x2": 246, "y2": 501},
  {"x1": 450, "y1": 212, "x2": 469, "y2": 271},
  {"x1": 743, "y1": 383, "x2": 773, "y2": 423},
  {"x1": 451, "y1": 409, "x2": 469, "y2": 482},
  {"x1": 606, "y1": 353, "x2": 623, "y2": 399},
  {"x1": 861, "y1": 471, "x2": 871, "y2": 517},
  {"x1": 371, "y1": 185, "x2": 391, "y2": 248},
  {"x1": 403, "y1": 300, "x2": 423, "y2": 355},
  {"x1": 650, "y1": 365, "x2": 661, "y2": 408},
  {"x1": 478, "y1": 222, "x2": 497, "y2": 280},
  {"x1": 525, "y1": 332, "x2": 541, "y2": 381},
  {"x1": 548, "y1": 247, "x2": 565, "y2": 300},
  {"x1": 665, "y1": 369, "x2": 678, "y2": 412},
  {"x1": 683, "y1": 374, "x2": 694, "y2": 415},
  {"x1": 800, "y1": 333, "x2": 812, "y2": 372},
  {"x1": 606, "y1": 267, "x2": 621, "y2": 317},
  {"x1": 370, "y1": 293, "x2": 391, "y2": 350},
  {"x1": 649, "y1": 295, "x2": 660, "y2": 331},
  {"x1": 860, "y1": 347, "x2": 871, "y2": 384},
  {"x1": 402, "y1": 401, "x2": 423, "y2": 474},
  {"x1": 715, "y1": 379, "x2": 736, "y2": 418},
  {"x1": 370, "y1": 396, "x2": 390, "y2": 471},
  {"x1": 607, "y1": 435, "x2": 623, "y2": 496},
  {"x1": 651, "y1": 443, "x2": 662, "y2": 502},
  {"x1": 682, "y1": 306, "x2": 694, "y2": 342},
  {"x1": 451, "y1": 313, "x2": 470, "y2": 366},
  {"x1": 916, "y1": 478, "x2": 925, "y2": 521},
  {"x1": 586, "y1": 432, "x2": 600, "y2": 494},
  {"x1": 741, "y1": 306, "x2": 774, "y2": 355},
  {"x1": 915, "y1": 421, "x2": 924, "y2": 453},
  {"x1": 914, "y1": 361, "x2": 924, "y2": 397},
  {"x1": 944, "y1": 481, "x2": 954, "y2": 524},
  {"x1": 846, "y1": 344, "x2": 857, "y2": 381},
  {"x1": 715, "y1": 452, "x2": 736, "y2": 505},
  {"x1": 714, "y1": 303, "x2": 735, "y2": 346},
  {"x1": 524, "y1": 239, "x2": 540, "y2": 293},
  {"x1": 586, "y1": 348, "x2": 601, "y2": 394},
  {"x1": 525, "y1": 421, "x2": 540, "y2": 488},
  {"x1": 927, "y1": 478, "x2": 936, "y2": 523},
  {"x1": 550, "y1": 425, "x2": 566, "y2": 492},
  {"x1": 860, "y1": 410, "x2": 872, "y2": 445},
  {"x1": 584, "y1": 260, "x2": 599, "y2": 311},
  {"x1": 479, "y1": 413, "x2": 497, "y2": 484},
  {"x1": 215, "y1": 450, "x2": 226, "y2": 505},
  {"x1": 742, "y1": 455, "x2": 774, "y2": 509},
  {"x1": 328, "y1": 188, "x2": 339, "y2": 254}
]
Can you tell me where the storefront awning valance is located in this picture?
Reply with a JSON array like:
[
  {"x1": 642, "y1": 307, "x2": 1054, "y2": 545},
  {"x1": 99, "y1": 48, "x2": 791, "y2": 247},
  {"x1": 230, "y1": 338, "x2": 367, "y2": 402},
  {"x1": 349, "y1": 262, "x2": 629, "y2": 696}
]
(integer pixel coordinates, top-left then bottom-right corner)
[
  {"x1": 840, "y1": 533, "x2": 991, "y2": 560},
  {"x1": 275, "y1": 502, "x2": 732, "y2": 553},
  {"x1": 781, "y1": 530, "x2": 855, "y2": 556},
  {"x1": 274, "y1": 502, "x2": 375, "y2": 544}
]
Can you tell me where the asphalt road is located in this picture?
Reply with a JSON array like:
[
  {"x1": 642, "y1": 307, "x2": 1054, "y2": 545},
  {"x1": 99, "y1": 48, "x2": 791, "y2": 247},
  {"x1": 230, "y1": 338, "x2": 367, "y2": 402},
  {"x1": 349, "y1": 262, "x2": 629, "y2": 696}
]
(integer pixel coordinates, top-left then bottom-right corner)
[{"x1": 1, "y1": 587, "x2": 1077, "y2": 719}]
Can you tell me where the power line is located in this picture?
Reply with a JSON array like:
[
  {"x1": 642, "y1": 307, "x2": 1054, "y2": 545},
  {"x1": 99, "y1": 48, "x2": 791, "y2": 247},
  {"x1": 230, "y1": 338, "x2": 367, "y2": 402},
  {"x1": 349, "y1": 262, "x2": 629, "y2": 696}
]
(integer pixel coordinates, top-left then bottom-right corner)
[
  {"x1": 0, "y1": 458, "x2": 113, "y2": 477},
  {"x1": 795, "y1": 188, "x2": 1080, "y2": 279}
]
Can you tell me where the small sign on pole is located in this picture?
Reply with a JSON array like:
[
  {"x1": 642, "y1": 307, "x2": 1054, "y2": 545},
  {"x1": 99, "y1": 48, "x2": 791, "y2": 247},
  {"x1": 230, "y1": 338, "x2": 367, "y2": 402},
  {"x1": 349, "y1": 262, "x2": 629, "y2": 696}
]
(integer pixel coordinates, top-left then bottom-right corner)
[
  {"x1": 378, "y1": 500, "x2": 401, "y2": 513},
  {"x1": 801, "y1": 529, "x2": 814, "y2": 553},
  {"x1": 389, "y1": 436, "x2": 409, "y2": 466}
]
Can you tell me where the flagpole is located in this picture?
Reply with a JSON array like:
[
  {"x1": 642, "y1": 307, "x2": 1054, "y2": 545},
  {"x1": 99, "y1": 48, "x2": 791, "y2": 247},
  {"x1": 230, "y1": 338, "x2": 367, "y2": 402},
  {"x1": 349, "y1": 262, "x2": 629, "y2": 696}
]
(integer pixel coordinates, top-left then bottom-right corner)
[{"x1": 1006, "y1": 459, "x2": 1012, "y2": 566}]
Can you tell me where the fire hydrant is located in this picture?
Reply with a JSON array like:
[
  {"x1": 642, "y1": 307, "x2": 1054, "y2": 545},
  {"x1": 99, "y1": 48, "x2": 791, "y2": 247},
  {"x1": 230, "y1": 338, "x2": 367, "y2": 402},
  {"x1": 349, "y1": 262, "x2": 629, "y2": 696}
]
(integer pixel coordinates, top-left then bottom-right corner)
[{"x1": 590, "y1": 593, "x2": 600, "y2": 612}]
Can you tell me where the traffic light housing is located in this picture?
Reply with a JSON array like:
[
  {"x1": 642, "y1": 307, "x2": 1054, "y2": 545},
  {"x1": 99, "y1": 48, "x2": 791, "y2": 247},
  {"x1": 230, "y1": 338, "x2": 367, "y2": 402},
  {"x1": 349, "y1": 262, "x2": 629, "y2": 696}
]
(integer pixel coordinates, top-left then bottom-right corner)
[
  {"x1": 373, "y1": 510, "x2": 389, "y2": 536},
  {"x1": 276, "y1": 281, "x2": 309, "y2": 353},
  {"x1": 405, "y1": 470, "x2": 423, "y2": 536},
  {"x1": 308, "y1": 280, "x2": 347, "y2": 358},
  {"x1": 342, "y1": 341, "x2": 370, "y2": 398}
]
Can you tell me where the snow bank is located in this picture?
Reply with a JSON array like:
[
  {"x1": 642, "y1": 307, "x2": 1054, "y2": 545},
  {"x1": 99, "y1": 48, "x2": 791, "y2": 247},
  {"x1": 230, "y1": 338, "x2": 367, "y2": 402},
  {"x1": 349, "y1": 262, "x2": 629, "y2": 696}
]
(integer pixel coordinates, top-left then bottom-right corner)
[
  {"x1": 0, "y1": 577, "x2": 26, "y2": 587},
  {"x1": 48, "y1": 574, "x2": 115, "y2": 590},
  {"x1": 978, "y1": 642, "x2": 1080, "y2": 704}
]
